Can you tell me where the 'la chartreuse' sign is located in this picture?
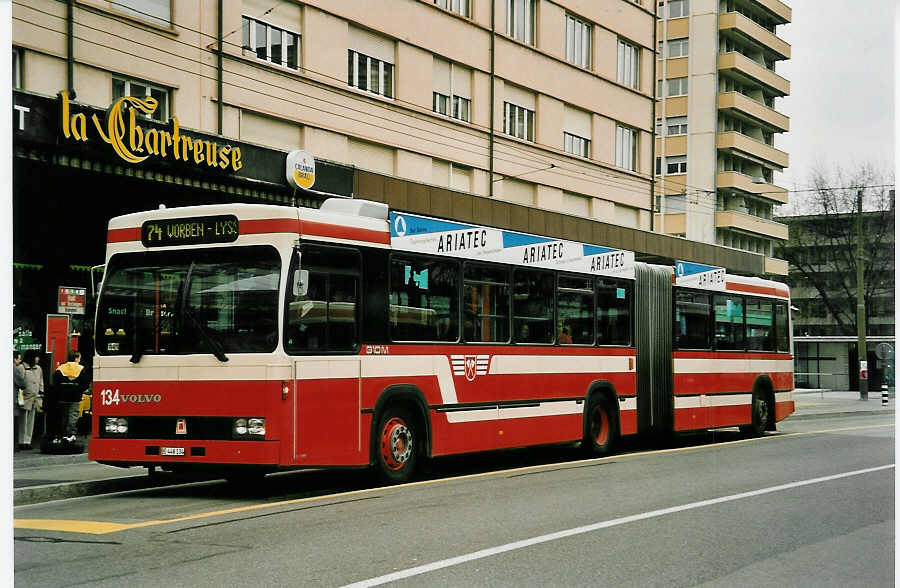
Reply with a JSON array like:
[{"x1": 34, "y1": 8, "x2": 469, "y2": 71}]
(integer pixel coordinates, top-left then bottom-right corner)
[{"x1": 59, "y1": 91, "x2": 242, "y2": 172}]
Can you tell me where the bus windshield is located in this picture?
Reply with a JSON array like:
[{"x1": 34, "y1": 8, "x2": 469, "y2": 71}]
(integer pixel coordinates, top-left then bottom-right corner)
[{"x1": 96, "y1": 246, "x2": 281, "y2": 358}]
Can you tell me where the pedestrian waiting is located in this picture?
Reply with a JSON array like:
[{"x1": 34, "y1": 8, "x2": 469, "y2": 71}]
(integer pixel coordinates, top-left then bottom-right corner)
[
  {"x1": 17, "y1": 350, "x2": 43, "y2": 450},
  {"x1": 43, "y1": 350, "x2": 90, "y2": 453}
]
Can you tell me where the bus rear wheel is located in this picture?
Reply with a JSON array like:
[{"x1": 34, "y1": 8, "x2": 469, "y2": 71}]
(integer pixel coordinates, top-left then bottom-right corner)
[
  {"x1": 740, "y1": 391, "x2": 769, "y2": 437},
  {"x1": 376, "y1": 408, "x2": 418, "y2": 484},
  {"x1": 586, "y1": 396, "x2": 617, "y2": 456}
]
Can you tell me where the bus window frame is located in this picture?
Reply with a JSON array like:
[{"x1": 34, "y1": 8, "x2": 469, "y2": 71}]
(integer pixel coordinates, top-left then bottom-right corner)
[
  {"x1": 556, "y1": 272, "x2": 596, "y2": 347},
  {"x1": 673, "y1": 288, "x2": 713, "y2": 351},
  {"x1": 388, "y1": 251, "x2": 462, "y2": 344},
  {"x1": 596, "y1": 277, "x2": 634, "y2": 347},
  {"x1": 462, "y1": 260, "x2": 511, "y2": 345},
  {"x1": 283, "y1": 242, "x2": 363, "y2": 356},
  {"x1": 512, "y1": 266, "x2": 556, "y2": 345}
]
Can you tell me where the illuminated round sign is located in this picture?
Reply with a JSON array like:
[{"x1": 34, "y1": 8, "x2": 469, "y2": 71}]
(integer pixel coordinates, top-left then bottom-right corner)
[{"x1": 286, "y1": 150, "x2": 316, "y2": 190}]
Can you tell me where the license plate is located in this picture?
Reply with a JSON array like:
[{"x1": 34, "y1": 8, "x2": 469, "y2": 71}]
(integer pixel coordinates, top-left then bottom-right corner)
[{"x1": 161, "y1": 447, "x2": 185, "y2": 456}]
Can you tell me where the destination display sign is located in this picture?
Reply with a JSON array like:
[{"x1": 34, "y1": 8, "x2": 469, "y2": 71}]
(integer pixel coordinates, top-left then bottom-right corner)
[
  {"x1": 675, "y1": 260, "x2": 726, "y2": 290},
  {"x1": 141, "y1": 215, "x2": 239, "y2": 247},
  {"x1": 389, "y1": 212, "x2": 635, "y2": 279}
]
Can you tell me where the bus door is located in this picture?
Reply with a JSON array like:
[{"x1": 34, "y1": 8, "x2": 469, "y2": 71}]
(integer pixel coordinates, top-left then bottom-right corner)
[{"x1": 286, "y1": 244, "x2": 364, "y2": 466}]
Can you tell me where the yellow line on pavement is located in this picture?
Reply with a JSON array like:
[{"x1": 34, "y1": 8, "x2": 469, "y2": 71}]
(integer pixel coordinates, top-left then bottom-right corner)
[{"x1": 14, "y1": 421, "x2": 894, "y2": 535}]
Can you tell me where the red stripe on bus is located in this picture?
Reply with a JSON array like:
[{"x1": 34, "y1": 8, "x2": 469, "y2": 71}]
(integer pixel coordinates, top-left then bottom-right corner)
[
  {"x1": 240, "y1": 218, "x2": 302, "y2": 235},
  {"x1": 673, "y1": 372, "x2": 794, "y2": 394},
  {"x1": 107, "y1": 227, "x2": 141, "y2": 243},
  {"x1": 300, "y1": 220, "x2": 391, "y2": 244},
  {"x1": 725, "y1": 281, "x2": 790, "y2": 298}
]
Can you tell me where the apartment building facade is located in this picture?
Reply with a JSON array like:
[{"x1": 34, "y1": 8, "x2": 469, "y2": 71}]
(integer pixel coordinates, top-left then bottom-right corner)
[
  {"x1": 13, "y1": 0, "x2": 777, "y2": 350},
  {"x1": 655, "y1": 0, "x2": 791, "y2": 275}
]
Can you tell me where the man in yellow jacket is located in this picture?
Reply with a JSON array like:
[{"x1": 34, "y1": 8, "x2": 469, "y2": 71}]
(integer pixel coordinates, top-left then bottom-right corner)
[{"x1": 47, "y1": 350, "x2": 90, "y2": 450}]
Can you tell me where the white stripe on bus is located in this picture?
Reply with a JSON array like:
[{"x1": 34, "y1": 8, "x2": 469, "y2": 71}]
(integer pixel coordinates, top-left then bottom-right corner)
[{"x1": 673, "y1": 358, "x2": 793, "y2": 374}]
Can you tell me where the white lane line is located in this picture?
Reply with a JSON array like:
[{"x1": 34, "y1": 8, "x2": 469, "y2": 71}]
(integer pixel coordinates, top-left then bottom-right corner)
[{"x1": 342, "y1": 464, "x2": 895, "y2": 588}]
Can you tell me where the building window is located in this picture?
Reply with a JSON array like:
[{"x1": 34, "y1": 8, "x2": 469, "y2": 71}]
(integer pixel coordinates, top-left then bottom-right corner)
[
  {"x1": 433, "y1": 92, "x2": 450, "y2": 115},
  {"x1": 453, "y1": 96, "x2": 471, "y2": 122},
  {"x1": 435, "y1": 0, "x2": 470, "y2": 17},
  {"x1": 112, "y1": 77, "x2": 169, "y2": 122},
  {"x1": 506, "y1": 0, "x2": 536, "y2": 45},
  {"x1": 504, "y1": 102, "x2": 534, "y2": 141},
  {"x1": 348, "y1": 50, "x2": 394, "y2": 98},
  {"x1": 656, "y1": 154, "x2": 687, "y2": 175},
  {"x1": 433, "y1": 58, "x2": 471, "y2": 122},
  {"x1": 666, "y1": 0, "x2": 690, "y2": 18},
  {"x1": 656, "y1": 116, "x2": 688, "y2": 136},
  {"x1": 12, "y1": 47, "x2": 21, "y2": 89},
  {"x1": 116, "y1": 0, "x2": 170, "y2": 27},
  {"x1": 564, "y1": 132, "x2": 590, "y2": 158},
  {"x1": 658, "y1": 76, "x2": 688, "y2": 97},
  {"x1": 616, "y1": 125, "x2": 637, "y2": 171},
  {"x1": 242, "y1": 16, "x2": 300, "y2": 70},
  {"x1": 566, "y1": 14, "x2": 591, "y2": 68},
  {"x1": 665, "y1": 38, "x2": 689, "y2": 58},
  {"x1": 617, "y1": 39, "x2": 640, "y2": 89}
]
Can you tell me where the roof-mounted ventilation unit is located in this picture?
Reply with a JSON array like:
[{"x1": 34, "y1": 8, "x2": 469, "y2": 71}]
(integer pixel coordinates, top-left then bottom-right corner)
[{"x1": 319, "y1": 198, "x2": 389, "y2": 221}]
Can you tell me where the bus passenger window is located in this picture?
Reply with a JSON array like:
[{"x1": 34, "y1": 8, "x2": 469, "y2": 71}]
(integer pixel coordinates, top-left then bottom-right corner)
[
  {"x1": 557, "y1": 275, "x2": 594, "y2": 345},
  {"x1": 775, "y1": 303, "x2": 790, "y2": 352},
  {"x1": 746, "y1": 298, "x2": 775, "y2": 352},
  {"x1": 389, "y1": 256, "x2": 459, "y2": 342},
  {"x1": 674, "y1": 291, "x2": 711, "y2": 349},
  {"x1": 597, "y1": 279, "x2": 631, "y2": 346},
  {"x1": 714, "y1": 294, "x2": 745, "y2": 350},
  {"x1": 513, "y1": 269, "x2": 554, "y2": 344},
  {"x1": 463, "y1": 264, "x2": 509, "y2": 343}
]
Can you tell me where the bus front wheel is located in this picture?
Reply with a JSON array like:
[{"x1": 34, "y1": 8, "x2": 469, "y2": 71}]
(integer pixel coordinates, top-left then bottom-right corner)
[{"x1": 376, "y1": 407, "x2": 418, "y2": 484}]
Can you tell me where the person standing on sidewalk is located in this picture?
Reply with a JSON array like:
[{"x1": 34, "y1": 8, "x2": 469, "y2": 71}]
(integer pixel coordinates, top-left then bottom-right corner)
[
  {"x1": 13, "y1": 350, "x2": 26, "y2": 449},
  {"x1": 18, "y1": 350, "x2": 43, "y2": 450},
  {"x1": 47, "y1": 350, "x2": 90, "y2": 450}
]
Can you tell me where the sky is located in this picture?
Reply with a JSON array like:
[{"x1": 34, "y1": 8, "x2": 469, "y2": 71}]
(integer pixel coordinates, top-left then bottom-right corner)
[{"x1": 774, "y1": 1, "x2": 896, "y2": 202}]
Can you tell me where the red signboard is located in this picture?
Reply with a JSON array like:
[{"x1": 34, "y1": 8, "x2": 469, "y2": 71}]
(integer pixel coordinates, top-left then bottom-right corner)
[
  {"x1": 46, "y1": 314, "x2": 70, "y2": 371},
  {"x1": 58, "y1": 286, "x2": 86, "y2": 314}
]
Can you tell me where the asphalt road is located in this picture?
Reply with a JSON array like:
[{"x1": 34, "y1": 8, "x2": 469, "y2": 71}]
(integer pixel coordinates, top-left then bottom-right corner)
[{"x1": 14, "y1": 413, "x2": 894, "y2": 587}]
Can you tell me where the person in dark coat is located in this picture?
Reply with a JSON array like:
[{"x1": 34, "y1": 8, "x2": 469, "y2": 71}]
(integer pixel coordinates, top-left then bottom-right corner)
[{"x1": 46, "y1": 350, "x2": 90, "y2": 451}]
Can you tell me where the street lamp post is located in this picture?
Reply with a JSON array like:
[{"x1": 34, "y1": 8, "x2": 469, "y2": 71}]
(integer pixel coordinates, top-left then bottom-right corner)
[{"x1": 856, "y1": 189, "x2": 868, "y2": 400}]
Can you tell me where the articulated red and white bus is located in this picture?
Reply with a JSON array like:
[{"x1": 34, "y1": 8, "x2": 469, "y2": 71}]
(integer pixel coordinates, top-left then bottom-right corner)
[{"x1": 89, "y1": 197, "x2": 794, "y2": 482}]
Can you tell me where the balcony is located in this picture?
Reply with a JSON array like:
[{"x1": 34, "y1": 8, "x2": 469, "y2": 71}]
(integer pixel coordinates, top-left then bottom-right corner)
[
  {"x1": 716, "y1": 210, "x2": 788, "y2": 240},
  {"x1": 718, "y1": 92, "x2": 789, "y2": 132},
  {"x1": 717, "y1": 171, "x2": 788, "y2": 204},
  {"x1": 718, "y1": 52, "x2": 790, "y2": 96},
  {"x1": 764, "y1": 257, "x2": 789, "y2": 276},
  {"x1": 719, "y1": 12, "x2": 791, "y2": 60},
  {"x1": 752, "y1": 0, "x2": 791, "y2": 24},
  {"x1": 717, "y1": 131, "x2": 789, "y2": 169}
]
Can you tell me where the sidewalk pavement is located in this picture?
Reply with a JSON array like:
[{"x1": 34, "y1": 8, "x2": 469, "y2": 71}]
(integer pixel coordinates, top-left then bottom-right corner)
[{"x1": 12, "y1": 390, "x2": 895, "y2": 506}]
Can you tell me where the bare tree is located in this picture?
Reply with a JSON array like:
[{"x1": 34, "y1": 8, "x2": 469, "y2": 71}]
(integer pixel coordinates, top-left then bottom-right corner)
[{"x1": 776, "y1": 164, "x2": 894, "y2": 336}]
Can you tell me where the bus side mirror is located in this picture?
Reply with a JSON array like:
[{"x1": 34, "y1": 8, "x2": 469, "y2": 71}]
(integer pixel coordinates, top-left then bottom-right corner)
[{"x1": 293, "y1": 269, "x2": 309, "y2": 297}]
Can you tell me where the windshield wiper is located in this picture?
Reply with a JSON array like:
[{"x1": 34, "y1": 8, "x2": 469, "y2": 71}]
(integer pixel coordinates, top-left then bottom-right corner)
[
  {"x1": 129, "y1": 326, "x2": 143, "y2": 364},
  {"x1": 179, "y1": 260, "x2": 228, "y2": 363},
  {"x1": 182, "y1": 305, "x2": 229, "y2": 362}
]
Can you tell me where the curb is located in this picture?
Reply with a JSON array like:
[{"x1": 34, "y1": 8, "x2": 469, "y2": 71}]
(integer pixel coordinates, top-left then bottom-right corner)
[
  {"x1": 13, "y1": 472, "x2": 186, "y2": 507},
  {"x1": 786, "y1": 409, "x2": 893, "y2": 422}
]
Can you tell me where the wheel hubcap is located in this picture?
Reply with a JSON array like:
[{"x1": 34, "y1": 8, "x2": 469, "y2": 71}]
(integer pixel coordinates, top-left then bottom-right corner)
[
  {"x1": 757, "y1": 397, "x2": 769, "y2": 426},
  {"x1": 381, "y1": 417, "x2": 412, "y2": 471},
  {"x1": 592, "y1": 407, "x2": 609, "y2": 446}
]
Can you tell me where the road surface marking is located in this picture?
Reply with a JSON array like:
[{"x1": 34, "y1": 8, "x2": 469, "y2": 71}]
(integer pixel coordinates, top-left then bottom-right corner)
[
  {"x1": 341, "y1": 464, "x2": 895, "y2": 588},
  {"x1": 13, "y1": 422, "x2": 894, "y2": 534}
]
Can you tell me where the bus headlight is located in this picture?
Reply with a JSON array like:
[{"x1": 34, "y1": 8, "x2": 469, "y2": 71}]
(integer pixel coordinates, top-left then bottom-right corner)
[
  {"x1": 248, "y1": 418, "x2": 266, "y2": 436},
  {"x1": 232, "y1": 417, "x2": 265, "y2": 438},
  {"x1": 104, "y1": 417, "x2": 128, "y2": 435}
]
